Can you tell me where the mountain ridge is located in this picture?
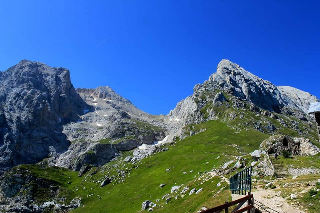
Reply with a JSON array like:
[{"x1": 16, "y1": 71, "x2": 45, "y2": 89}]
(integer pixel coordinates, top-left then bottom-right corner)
[
  {"x1": 166, "y1": 59, "x2": 319, "y2": 142},
  {"x1": 0, "y1": 59, "x2": 319, "y2": 213}
]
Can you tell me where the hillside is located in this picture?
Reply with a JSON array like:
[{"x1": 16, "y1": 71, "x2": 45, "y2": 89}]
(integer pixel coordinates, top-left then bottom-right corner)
[{"x1": 0, "y1": 59, "x2": 319, "y2": 212}]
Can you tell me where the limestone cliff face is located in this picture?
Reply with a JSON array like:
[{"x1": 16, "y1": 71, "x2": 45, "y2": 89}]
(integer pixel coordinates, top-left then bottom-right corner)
[
  {"x1": 0, "y1": 60, "x2": 87, "y2": 171},
  {"x1": 278, "y1": 86, "x2": 319, "y2": 113},
  {"x1": 209, "y1": 59, "x2": 286, "y2": 112},
  {"x1": 56, "y1": 86, "x2": 166, "y2": 170},
  {"x1": 208, "y1": 59, "x2": 318, "y2": 113},
  {"x1": 166, "y1": 59, "x2": 319, "y2": 140}
]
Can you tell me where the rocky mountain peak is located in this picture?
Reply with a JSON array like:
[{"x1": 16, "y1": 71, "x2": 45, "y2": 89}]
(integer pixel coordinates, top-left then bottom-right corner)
[
  {"x1": 0, "y1": 60, "x2": 88, "y2": 172},
  {"x1": 167, "y1": 59, "x2": 319, "y2": 142},
  {"x1": 77, "y1": 86, "x2": 132, "y2": 105},
  {"x1": 208, "y1": 59, "x2": 285, "y2": 112},
  {"x1": 215, "y1": 59, "x2": 261, "y2": 83}
]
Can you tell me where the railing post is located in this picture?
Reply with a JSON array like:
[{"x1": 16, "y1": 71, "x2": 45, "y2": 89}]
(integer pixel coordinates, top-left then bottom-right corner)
[
  {"x1": 247, "y1": 192, "x2": 251, "y2": 213},
  {"x1": 251, "y1": 195, "x2": 255, "y2": 213},
  {"x1": 225, "y1": 202, "x2": 229, "y2": 213}
]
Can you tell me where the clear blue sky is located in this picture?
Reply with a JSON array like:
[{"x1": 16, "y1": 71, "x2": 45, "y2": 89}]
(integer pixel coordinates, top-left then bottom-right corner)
[{"x1": 0, "y1": 0, "x2": 319, "y2": 115}]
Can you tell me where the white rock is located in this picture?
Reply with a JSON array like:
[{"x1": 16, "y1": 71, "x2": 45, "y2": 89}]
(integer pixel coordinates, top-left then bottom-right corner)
[
  {"x1": 189, "y1": 188, "x2": 196, "y2": 195},
  {"x1": 251, "y1": 161, "x2": 258, "y2": 167},
  {"x1": 234, "y1": 161, "x2": 242, "y2": 169},
  {"x1": 291, "y1": 194, "x2": 297, "y2": 199},
  {"x1": 251, "y1": 150, "x2": 261, "y2": 158},
  {"x1": 195, "y1": 188, "x2": 203, "y2": 194},
  {"x1": 171, "y1": 186, "x2": 180, "y2": 193},
  {"x1": 222, "y1": 160, "x2": 234, "y2": 169}
]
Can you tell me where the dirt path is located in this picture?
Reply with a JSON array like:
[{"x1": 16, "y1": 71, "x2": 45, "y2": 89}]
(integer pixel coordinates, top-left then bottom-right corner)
[{"x1": 232, "y1": 188, "x2": 305, "y2": 213}]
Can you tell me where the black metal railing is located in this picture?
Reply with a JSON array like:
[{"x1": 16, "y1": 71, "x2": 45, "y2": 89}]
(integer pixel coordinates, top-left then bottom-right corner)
[{"x1": 230, "y1": 166, "x2": 252, "y2": 195}]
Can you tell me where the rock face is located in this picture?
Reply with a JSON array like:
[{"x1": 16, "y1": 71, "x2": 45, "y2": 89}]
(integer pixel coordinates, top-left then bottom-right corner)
[
  {"x1": 55, "y1": 86, "x2": 166, "y2": 170},
  {"x1": 209, "y1": 59, "x2": 286, "y2": 113},
  {"x1": 279, "y1": 86, "x2": 319, "y2": 114},
  {"x1": 55, "y1": 141, "x2": 119, "y2": 171},
  {"x1": 63, "y1": 86, "x2": 165, "y2": 143},
  {"x1": 259, "y1": 135, "x2": 320, "y2": 156},
  {"x1": 0, "y1": 165, "x2": 81, "y2": 212},
  {"x1": 0, "y1": 60, "x2": 87, "y2": 172},
  {"x1": 166, "y1": 59, "x2": 319, "y2": 140}
]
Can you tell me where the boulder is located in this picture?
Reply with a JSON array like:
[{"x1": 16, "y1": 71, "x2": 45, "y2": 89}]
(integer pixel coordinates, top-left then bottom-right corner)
[
  {"x1": 100, "y1": 178, "x2": 111, "y2": 187},
  {"x1": 251, "y1": 150, "x2": 261, "y2": 160},
  {"x1": 141, "y1": 200, "x2": 151, "y2": 210},
  {"x1": 171, "y1": 186, "x2": 180, "y2": 193},
  {"x1": 115, "y1": 140, "x2": 139, "y2": 151}
]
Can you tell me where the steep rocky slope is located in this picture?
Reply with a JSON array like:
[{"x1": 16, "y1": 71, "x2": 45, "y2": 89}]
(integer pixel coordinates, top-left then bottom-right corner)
[
  {"x1": 166, "y1": 59, "x2": 319, "y2": 141},
  {"x1": 55, "y1": 86, "x2": 166, "y2": 170},
  {"x1": 278, "y1": 86, "x2": 318, "y2": 113},
  {"x1": 0, "y1": 60, "x2": 87, "y2": 172},
  {"x1": 64, "y1": 86, "x2": 165, "y2": 143}
]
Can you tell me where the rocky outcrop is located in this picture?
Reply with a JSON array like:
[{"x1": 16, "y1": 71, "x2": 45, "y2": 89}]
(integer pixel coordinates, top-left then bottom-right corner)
[
  {"x1": 278, "y1": 86, "x2": 319, "y2": 114},
  {"x1": 209, "y1": 59, "x2": 286, "y2": 113},
  {"x1": 294, "y1": 137, "x2": 320, "y2": 156},
  {"x1": 54, "y1": 86, "x2": 166, "y2": 169},
  {"x1": 0, "y1": 165, "x2": 81, "y2": 212},
  {"x1": 0, "y1": 60, "x2": 87, "y2": 172},
  {"x1": 260, "y1": 135, "x2": 320, "y2": 156},
  {"x1": 63, "y1": 86, "x2": 166, "y2": 143},
  {"x1": 115, "y1": 140, "x2": 139, "y2": 151},
  {"x1": 54, "y1": 141, "x2": 119, "y2": 171}
]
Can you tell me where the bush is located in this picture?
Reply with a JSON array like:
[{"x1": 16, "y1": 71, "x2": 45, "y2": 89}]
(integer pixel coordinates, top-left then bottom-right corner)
[
  {"x1": 308, "y1": 188, "x2": 318, "y2": 197},
  {"x1": 282, "y1": 150, "x2": 291, "y2": 158},
  {"x1": 173, "y1": 136, "x2": 180, "y2": 142}
]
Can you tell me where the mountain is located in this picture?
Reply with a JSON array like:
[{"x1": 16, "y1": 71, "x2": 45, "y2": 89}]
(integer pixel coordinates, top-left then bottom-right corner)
[
  {"x1": 166, "y1": 59, "x2": 319, "y2": 141},
  {"x1": 0, "y1": 59, "x2": 319, "y2": 213},
  {"x1": 55, "y1": 86, "x2": 165, "y2": 170},
  {"x1": 0, "y1": 60, "x2": 87, "y2": 172}
]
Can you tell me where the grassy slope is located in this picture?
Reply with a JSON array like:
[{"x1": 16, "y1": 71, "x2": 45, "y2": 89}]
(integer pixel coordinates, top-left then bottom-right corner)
[
  {"x1": 12, "y1": 120, "x2": 267, "y2": 213},
  {"x1": 70, "y1": 120, "x2": 267, "y2": 213},
  {"x1": 13, "y1": 116, "x2": 320, "y2": 212}
]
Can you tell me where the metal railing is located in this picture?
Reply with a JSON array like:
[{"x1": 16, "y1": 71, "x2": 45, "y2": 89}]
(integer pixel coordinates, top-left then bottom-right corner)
[
  {"x1": 230, "y1": 166, "x2": 252, "y2": 195},
  {"x1": 201, "y1": 193, "x2": 254, "y2": 213}
]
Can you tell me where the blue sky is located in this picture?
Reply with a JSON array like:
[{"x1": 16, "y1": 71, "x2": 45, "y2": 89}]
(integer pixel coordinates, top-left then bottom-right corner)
[{"x1": 0, "y1": 0, "x2": 319, "y2": 115}]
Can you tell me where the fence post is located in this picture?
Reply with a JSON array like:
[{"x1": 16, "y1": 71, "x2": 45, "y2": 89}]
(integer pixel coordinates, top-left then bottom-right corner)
[
  {"x1": 247, "y1": 192, "x2": 251, "y2": 213},
  {"x1": 251, "y1": 195, "x2": 255, "y2": 213},
  {"x1": 225, "y1": 202, "x2": 229, "y2": 213}
]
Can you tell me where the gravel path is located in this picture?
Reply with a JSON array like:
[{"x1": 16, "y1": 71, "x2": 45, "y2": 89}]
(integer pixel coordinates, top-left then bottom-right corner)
[{"x1": 232, "y1": 188, "x2": 305, "y2": 213}]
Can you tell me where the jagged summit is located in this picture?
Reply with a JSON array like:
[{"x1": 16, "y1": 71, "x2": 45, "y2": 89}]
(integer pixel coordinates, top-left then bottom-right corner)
[
  {"x1": 215, "y1": 59, "x2": 262, "y2": 83},
  {"x1": 0, "y1": 60, "x2": 87, "y2": 171},
  {"x1": 167, "y1": 59, "x2": 319, "y2": 142},
  {"x1": 77, "y1": 86, "x2": 132, "y2": 105},
  {"x1": 208, "y1": 59, "x2": 285, "y2": 112},
  {"x1": 207, "y1": 59, "x2": 318, "y2": 114}
]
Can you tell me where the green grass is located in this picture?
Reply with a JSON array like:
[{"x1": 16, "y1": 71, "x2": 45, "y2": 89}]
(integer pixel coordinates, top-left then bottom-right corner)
[
  {"x1": 134, "y1": 119, "x2": 163, "y2": 132},
  {"x1": 8, "y1": 120, "x2": 267, "y2": 213},
  {"x1": 11, "y1": 164, "x2": 80, "y2": 204},
  {"x1": 71, "y1": 120, "x2": 267, "y2": 213},
  {"x1": 271, "y1": 153, "x2": 320, "y2": 169},
  {"x1": 301, "y1": 181, "x2": 320, "y2": 213},
  {"x1": 98, "y1": 138, "x2": 111, "y2": 144},
  {"x1": 111, "y1": 135, "x2": 137, "y2": 144}
]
